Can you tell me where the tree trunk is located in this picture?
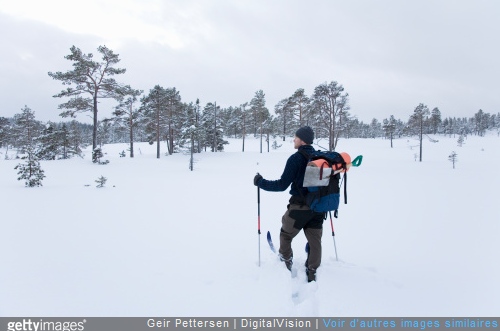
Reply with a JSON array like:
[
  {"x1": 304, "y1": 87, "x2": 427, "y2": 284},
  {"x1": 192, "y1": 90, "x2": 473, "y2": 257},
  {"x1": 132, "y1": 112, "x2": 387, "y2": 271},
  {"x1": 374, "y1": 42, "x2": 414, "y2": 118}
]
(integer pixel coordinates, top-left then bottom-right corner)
[
  {"x1": 156, "y1": 101, "x2": 160, "y2": 159},
  {"x1": 242, "y1": 112, "x2": 246, "y2": 152},
  {"x1": 260, "y1": 123, "x2": 263, "y2": 154},
  {"x1": 129, "y1": 105, "x2": 134, "y2": 158},
  {"x1": 93, "y1": 94, "x2": 98, "y2": 152},
  {"x1": 419, "y1": 118, "x2": 423, "y2": 162}
]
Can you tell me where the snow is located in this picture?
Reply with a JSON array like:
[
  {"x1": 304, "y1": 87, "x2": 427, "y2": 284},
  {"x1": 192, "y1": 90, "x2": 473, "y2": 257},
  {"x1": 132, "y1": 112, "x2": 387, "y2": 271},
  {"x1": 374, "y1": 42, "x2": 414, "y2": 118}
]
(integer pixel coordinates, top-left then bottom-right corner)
[{"x1": 0, "y1": 134, "x2": 499, "y2": 317}]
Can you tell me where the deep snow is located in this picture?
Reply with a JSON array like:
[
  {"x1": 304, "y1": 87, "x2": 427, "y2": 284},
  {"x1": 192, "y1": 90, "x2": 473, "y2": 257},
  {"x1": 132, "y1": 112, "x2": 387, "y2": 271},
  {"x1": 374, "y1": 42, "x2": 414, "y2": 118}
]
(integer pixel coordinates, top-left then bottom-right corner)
[{"x1": 0, "y1": 134, "x2": 499, "y2": 317}]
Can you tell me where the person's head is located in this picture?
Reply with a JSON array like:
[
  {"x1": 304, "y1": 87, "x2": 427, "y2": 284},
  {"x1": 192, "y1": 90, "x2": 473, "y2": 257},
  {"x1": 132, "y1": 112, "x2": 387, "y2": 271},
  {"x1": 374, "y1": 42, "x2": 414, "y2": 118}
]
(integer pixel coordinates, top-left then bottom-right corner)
[{"x1": 294, "y1": 126, "x2": 314, "y2": 149}]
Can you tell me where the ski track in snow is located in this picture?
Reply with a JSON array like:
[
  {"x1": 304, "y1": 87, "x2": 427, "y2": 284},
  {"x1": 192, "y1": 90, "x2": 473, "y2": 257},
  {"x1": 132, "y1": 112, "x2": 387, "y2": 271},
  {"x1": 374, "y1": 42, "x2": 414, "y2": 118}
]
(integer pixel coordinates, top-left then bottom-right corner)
[{"x1": 0, "y1": 134, "x2": 499, "y2": 316}]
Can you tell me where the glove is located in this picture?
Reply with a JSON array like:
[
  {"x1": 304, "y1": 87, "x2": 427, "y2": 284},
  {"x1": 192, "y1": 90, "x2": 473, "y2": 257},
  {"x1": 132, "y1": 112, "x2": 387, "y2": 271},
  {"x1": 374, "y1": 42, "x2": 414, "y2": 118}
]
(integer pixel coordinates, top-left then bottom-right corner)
[{"x1": 254, "y1": 173, "x2": 263, "y2": 186}]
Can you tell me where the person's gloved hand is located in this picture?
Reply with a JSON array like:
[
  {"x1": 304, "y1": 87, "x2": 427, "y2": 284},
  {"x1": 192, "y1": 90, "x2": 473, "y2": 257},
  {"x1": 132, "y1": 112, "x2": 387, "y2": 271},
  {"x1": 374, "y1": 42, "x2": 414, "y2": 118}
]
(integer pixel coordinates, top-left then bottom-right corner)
[{"x1": 254, "y1": 173, "x2": 263, "y2": 186}]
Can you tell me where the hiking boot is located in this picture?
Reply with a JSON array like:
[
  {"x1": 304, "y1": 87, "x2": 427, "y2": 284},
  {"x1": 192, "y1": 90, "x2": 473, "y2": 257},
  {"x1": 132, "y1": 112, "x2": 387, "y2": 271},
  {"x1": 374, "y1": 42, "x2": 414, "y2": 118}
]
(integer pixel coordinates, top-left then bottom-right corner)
[
  {"x1": 306, "y1": 268, "x2": 316, "y2": 282},
  {"x1": 279, "y1": 255, "x2": 293, "y2": 271}
]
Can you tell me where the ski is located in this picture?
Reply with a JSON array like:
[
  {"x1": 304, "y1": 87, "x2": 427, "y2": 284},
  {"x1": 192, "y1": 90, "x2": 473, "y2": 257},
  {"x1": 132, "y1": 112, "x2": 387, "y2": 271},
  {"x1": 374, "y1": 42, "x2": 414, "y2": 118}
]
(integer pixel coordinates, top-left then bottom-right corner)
[{"x1": 267, "y1": 231, "x2": 276, "y2": 253}]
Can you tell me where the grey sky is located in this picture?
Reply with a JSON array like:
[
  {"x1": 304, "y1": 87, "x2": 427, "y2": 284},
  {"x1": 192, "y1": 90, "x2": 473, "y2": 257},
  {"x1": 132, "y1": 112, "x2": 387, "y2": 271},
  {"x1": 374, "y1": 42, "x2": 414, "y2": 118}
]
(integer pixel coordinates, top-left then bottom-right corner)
[{"x1": 1, "y1": 0, "x2": 499, "y2": 123}]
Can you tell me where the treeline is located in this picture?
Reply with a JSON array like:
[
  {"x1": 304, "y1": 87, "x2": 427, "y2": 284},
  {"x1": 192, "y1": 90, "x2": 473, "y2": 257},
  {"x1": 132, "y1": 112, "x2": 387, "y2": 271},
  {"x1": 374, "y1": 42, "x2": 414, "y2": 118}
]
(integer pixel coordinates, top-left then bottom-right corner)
[{"x1": 1, "y1": 102, "x2": 498, "y2": 161}]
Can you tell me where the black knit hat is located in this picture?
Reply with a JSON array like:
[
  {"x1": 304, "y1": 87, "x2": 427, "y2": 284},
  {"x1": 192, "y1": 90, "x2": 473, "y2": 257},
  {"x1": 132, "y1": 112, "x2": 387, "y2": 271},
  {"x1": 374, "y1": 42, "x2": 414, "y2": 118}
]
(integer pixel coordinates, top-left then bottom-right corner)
[{"x1": 295, "y1": 126, "x2": 314, "y2": 144}]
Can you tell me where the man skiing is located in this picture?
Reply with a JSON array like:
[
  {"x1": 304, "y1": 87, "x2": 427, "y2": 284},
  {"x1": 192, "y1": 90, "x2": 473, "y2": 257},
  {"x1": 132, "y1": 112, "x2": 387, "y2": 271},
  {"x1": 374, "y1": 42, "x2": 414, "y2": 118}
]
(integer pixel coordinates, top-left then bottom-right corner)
[{"x1": 254, "y1": 126, "x2": 324, "y2": 282}]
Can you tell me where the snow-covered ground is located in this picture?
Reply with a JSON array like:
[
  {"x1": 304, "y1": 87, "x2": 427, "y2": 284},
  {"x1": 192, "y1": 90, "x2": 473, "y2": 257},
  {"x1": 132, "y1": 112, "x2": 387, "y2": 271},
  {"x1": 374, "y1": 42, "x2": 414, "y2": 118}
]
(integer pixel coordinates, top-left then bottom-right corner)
[{"x1": 0, "y1": 133, "x2": 499, "y2": 317}]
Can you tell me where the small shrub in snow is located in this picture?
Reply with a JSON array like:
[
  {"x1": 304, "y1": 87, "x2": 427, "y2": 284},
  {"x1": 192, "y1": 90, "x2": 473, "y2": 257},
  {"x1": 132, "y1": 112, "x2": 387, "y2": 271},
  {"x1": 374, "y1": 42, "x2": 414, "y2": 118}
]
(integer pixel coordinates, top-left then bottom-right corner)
[
  {"x1": 448, "y1": 151, "x2": 458, "y2": 169},
  {"x1": 92, "y1": 148, "x2": 109, "y2": 165},
  {"x1": 95, "y1": 175, "x2": 107, "y2": 188}
]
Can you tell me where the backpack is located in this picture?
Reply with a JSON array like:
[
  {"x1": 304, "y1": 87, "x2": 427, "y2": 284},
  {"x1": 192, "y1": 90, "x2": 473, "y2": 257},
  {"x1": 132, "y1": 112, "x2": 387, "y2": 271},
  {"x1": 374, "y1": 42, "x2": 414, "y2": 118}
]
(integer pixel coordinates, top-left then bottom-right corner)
[{"x1": 297, "y1": 149, "x2": 349, "y2": 215}]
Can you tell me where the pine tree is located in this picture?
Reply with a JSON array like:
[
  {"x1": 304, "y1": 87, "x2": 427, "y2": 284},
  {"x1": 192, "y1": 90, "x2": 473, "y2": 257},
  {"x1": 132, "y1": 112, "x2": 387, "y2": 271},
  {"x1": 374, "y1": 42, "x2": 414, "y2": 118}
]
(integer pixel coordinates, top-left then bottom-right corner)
[
  {"x1": 408, "y1": 103, "x2": 430, "y2": 162},
  {"x1": 474, "y1": 109, "x2": 489, "y2": 136},
  {"x1": 15, "y1": 144, "x2": 46, "y2": 187},
  {"x1": 67, "y1": 120, "x2": 85, "y2": 157},
  {"x1": 290, "y1": 88, "x2": 310, "y2": 128},
  {"x1": 240, "y1": 102, "x2": 249, "y2": 152},
  {"x1": 0, "y1": 117, "x2": 10, "y2": 149},
  {"x1": 12, "y1": 107, "x2": 45, "y2": 187},
  {"x1": 164, "y1": 87, "x2": 183, "y2": 155},
  {"x1": 383, "y1": 115, "x2": 397, "y2": 148},
  {"x1": 430, "y1": 107, "x2": 442, "y2": 134},
  {"x1": 310, "y1": 81, "x2": 350, "y2": 151},
  {"x1": 200, "y1": 102, "x2": 227, "y2": 152},
  {"x1": 36, "y1": 122, "x2": 61, "y2": 160},
  {"x1": 11, "y1": 106, "x2": 41, "y2": 153},
  {"x1": 369, "y1": 118, "x2": 382, "y2": 138},
  {"x1": 249, "y1": 90, "x2": 271, "y2": 153},
  {"x1": 113, "y1": 86, "x2": 143, "y2": 157},
  {"x1": 48, "y1": 45, "x2": 127, "y2": 152},
  {"x1": 274, "y1": 98, "x2": 295, "y2": 141},
  {"x1": 141, "y1": 85, "x2": 169, "y2": 158}
]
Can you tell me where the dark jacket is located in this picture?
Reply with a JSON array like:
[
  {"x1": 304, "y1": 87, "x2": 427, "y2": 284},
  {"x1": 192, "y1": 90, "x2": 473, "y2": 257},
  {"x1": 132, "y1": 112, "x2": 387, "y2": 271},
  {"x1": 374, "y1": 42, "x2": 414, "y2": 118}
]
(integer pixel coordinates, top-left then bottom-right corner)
[{"x1": 257, "y1": 145, "x2": 315, "y2": 200}]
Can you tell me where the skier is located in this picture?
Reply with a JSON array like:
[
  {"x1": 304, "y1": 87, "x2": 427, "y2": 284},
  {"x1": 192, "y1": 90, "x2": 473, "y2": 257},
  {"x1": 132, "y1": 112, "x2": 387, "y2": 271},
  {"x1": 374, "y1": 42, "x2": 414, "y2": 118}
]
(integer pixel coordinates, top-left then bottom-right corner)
[{"x1": 254, "y1": 126, "x2": 324, "y2": 282}]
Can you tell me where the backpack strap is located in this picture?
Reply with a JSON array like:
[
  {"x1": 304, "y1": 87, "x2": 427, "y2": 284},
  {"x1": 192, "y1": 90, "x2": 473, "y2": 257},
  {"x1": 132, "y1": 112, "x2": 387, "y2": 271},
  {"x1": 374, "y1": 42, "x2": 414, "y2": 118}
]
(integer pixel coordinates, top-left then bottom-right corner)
[
  {"x1": 298, "y1": 149, "x2": 310, "y2": 160},
  {"x1": 293, "y1": 149, "x2": 311, "y2": 206}
]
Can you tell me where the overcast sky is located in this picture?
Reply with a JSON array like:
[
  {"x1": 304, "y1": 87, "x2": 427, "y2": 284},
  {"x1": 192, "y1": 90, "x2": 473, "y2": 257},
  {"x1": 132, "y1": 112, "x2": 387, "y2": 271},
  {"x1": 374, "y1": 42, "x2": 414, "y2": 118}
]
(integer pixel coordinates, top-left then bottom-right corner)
[{"x1": 0, "y1": 0, "x2": 499, "y2": 123}]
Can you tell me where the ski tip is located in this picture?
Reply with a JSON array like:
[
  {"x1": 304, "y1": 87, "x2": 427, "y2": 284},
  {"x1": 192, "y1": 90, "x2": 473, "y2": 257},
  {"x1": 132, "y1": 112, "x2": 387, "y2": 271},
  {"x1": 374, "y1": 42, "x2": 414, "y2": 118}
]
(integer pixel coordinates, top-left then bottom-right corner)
[{"x1": 267, "y1": 231, "x2": 276, "y2": 254}]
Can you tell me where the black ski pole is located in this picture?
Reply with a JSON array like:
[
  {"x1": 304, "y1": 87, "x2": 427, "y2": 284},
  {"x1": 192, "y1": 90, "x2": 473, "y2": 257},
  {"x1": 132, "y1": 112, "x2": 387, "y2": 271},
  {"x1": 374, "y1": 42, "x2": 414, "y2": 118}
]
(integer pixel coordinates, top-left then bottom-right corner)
[
  {"x1": 329, "y1": 211, "x2": 338, "y2": 261},
  {"x1": 257, "y1": 185, "x2": 261, "y2": 267}
]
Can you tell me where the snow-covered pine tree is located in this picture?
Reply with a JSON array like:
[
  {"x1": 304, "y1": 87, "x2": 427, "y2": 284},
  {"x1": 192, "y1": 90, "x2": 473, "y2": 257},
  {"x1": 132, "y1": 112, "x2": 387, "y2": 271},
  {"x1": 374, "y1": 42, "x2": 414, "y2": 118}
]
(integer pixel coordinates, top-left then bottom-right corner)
[
  {"x1": 36, "y1": 122, "x2": 62, "y2": 160},
  {"x1": 474, "y1": 109, "x2": 489, "y2": 137},
  {"x1": 310, "y1": 81, "x2": 350, "y2": 151},
  {"x1": 369, "y1": 118, "x2": 383, "y2": 139},
  {"x1": 249, "y1": 90, "x2": 271, "y2": 153},
  {"x1": 11, "y1": 106, "x2": 42, "y2": 154},
  {"x1": 15, "y1": 144, "x2": 46, "y2": 187},
  {"x1": 200, "y1": 102, "x2": 227, "y2": 152},
  {"x1": 0, "y1": 117, "x2": 10, "y2": 149},
  {"x1": 290, "y1": 88, "x2": 310, "y2": 129},
  {"x1": 12, "y1": 106, "x2": 45, "y2": 187},
  {"x1": 274, "y1": 97, "x2": 296, "y2": 142},
  {"x1": 97, "y1": 119, "x2": 113, "y2": 148},
  {"x1": 113, "y1": 86, "x2": 143, "y2": 157},
  {"x1": 68, "y1": 120, "x2": 86, "y2": 157},
  {"x1": 408, "y1": 103, "x2": 430, "y2": 162},
  {"x1": 430, "y1": 107, "x2": 442, "y2": 134},
  {"x1": 141, "y1": 85, "x2": 169, "y2": 159},
  {"x1": 383, "y1": 115, "x2": 397, "y2": 148},
  {"x1": 262, "y1": 116, "x2": 277, "y2": 153},
  {"x1": 220, "y1": 106, "x2": 242, "y2": 139},
  {"x1": 163, "y1": 87, "x2": 183, "y2": 155}
]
